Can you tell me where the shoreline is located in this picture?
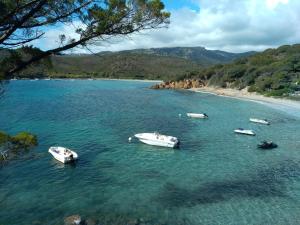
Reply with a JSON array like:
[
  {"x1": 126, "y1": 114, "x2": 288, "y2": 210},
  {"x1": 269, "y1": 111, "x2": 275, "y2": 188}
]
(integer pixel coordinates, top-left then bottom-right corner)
[
  {"x1": 8, "y1": 78, "x2": 162, "y2": 82},
  {"x1": 94, "y1": 78, "x2": 162, "y2": 82},
  {"x1": 190, "y1": 86, "x2": 300, "y2": 115}
]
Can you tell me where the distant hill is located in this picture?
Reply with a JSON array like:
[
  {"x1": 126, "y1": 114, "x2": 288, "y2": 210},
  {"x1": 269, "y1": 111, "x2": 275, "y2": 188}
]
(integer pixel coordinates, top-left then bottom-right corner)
[
  {"x1": 119, "y1": 47, "x2": 255, "y2": 66},
  {"x1": 1, "y1": 46, "x2": 255, "y2": 80},
  {"x1": 48, "y1": 52, "x2": 201, "y2": 80}
]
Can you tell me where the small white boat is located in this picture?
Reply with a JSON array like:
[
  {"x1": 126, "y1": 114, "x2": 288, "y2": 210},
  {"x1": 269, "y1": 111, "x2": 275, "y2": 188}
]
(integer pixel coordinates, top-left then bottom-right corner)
[
  {"x1": 49, "y1": 146, "x2": 78, "y2": 163},
  {"x1": 186, "y1": 113, "x2": 208, "y2": 119},
  {"x1": 234, "y1": 128, "x2": 255, "y2": 136},
  {"x1": 249, "y1": 118, "x2": 270, "y2": 125},
  {"x1": 132, "y1": 132, "x2": 180, "y2": 148}
]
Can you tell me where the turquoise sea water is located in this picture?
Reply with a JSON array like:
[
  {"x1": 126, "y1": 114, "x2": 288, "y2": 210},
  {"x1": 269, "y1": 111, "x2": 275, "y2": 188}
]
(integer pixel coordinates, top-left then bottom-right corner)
[{"x1": 1, "y1": 80, "x2": 300, "y2": 225}]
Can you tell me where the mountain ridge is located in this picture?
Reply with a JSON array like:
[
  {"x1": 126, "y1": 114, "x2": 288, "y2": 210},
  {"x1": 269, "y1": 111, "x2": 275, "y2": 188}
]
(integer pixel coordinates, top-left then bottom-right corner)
[
  {"x1": 7, "y1": 46, "x2": 255, "y2": 80},
  {"x1": 92, "y1": 46, "x2": 256, "y2": 65}
]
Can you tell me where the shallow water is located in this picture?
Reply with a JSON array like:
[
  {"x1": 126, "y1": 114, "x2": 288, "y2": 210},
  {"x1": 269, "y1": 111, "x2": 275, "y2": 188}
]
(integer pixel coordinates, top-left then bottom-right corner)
[{"x1": 1, "y1": 80, "x2": 300, "y2": 225}]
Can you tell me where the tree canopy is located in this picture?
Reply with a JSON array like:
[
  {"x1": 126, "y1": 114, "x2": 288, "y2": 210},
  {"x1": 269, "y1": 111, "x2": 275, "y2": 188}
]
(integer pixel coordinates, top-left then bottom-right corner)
[{"x1": 0, "y1": 0, "x2": 170, "y2": 78}]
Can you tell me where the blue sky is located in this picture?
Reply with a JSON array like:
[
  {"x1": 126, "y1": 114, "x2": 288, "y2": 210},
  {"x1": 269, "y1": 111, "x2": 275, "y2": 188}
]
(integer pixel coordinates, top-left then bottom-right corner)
[
  {"x1": 163, "y1": 0, "x2": 199, "y2": 11},
  {"x1": 33, "y1": 0, "x2": 300, "y2": 53}
]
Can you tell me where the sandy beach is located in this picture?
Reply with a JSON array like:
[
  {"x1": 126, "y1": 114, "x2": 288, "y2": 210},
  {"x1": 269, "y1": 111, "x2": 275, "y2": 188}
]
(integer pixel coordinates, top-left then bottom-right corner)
[{"x1": 190, "y1": 86, "x2": 300, "y2": 115}]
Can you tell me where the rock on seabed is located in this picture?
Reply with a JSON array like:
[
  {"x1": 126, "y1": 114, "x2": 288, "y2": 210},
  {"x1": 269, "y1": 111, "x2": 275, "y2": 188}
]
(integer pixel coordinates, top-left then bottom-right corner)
[{"x1": 64, "y1": 215, "x2": 82, "y2": 225}]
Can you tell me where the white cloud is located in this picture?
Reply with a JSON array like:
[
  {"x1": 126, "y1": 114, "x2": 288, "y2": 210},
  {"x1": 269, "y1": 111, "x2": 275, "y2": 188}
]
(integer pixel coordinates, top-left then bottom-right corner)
[
  {"x1": 33, "y1": 21, "x2": 84, "y2": 52},
  {"x1": 266, "y1": 0, "x2": 289, "y2": 9},
  {"x1": 34, "y1": 0, "x2": 300, "y2": 53}
]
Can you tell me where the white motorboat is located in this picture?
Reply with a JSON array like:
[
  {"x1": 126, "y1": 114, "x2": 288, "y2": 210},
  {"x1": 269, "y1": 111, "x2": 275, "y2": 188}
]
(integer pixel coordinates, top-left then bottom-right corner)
[
  {"x1": 249, "y1": 118, "x2": 270, "y2": 125},
  {"x1": 132, "y1": 132, "x2": 180, "y2": 148},
  {"x1": 234, "y1": 128, "x2": 255, "y2": 136},
  {"x1": 49, "y1": 146, "x2": 78, "y2": 163},
  {"x1": 186, "y1": 113, "x2": 208, "y2": 119}
]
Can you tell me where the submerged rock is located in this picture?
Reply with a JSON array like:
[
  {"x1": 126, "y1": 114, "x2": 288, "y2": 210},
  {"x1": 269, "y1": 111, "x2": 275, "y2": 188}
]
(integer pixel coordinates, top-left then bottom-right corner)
[
  {"x1": 64, "y1": 215, "x2": 82, "y2": 225},
  {"x1": 85, "y1": 218, "x2": 96, "y2": 225},
  {"x1": 0, "y1": 150, "x2": 8, "y2": 161},
  {"x1": 0, "y1": 131, "x2": 38, "y2": 162},
  {"x1": 126, "y1": 218, "x2": 149, "y2": 225},
  {"x1": 127, "y1": 218, "x2": 139, "y2": 225}
]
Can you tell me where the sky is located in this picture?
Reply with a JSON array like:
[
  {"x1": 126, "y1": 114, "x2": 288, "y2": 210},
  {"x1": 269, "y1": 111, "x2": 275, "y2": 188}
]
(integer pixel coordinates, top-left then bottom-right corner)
[{"x1": 34, "y1": 0, "x2": 300, "y2": 53}]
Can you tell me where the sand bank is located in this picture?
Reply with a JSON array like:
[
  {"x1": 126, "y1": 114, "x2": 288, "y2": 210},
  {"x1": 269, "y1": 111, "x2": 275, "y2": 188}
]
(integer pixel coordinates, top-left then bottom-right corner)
[{"x1": 190, "y1": 87, "x2": 300, "y2": 115}]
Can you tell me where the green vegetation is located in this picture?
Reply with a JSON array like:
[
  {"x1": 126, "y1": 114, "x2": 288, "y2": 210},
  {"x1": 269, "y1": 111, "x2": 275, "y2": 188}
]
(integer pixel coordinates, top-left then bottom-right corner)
[
  {"x1": 0, "y1": 131, "x2": 10, "y2": 145},
  {"x1": 2, "y1": 42, "x2": 299, "y2": 98},
  {"x1": 122, "y1": 47, "x2": 255, "y2": 65},
  {"x1": 0, "y1": 0, "x2": 170, "y2": 78},
  {"x1": 3, "y1": 47, "x2": 254, "y2": 81},
  {"x1": 0, "y1": 46, "x2": 52, "y2": 79},
  {"x1": 0, "y1": 131, "x2": 38, "y2": 161},
  {"x1": 21, "y1": 52, "x2": 202, "y2": 80},
  {"x1": 190, "y1": 44, "x2": 300, "y2": 97},
  {"x1": 10, "y1": 132, "x2": 38, "y2": 150}
]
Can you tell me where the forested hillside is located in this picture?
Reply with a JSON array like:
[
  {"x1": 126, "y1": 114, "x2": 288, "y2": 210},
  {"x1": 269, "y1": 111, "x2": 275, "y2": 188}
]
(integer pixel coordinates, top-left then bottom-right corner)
[
  {"x1": 1, "y1": 47, "x2": 253, "y2": 80},
  {"x1": 187, "y1": 44, "x2": 300, "y2": 97}
]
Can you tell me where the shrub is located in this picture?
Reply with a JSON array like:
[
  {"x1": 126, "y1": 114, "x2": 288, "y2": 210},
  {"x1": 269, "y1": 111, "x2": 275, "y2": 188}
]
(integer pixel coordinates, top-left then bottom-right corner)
[
  {"x1": 248, "y1": 85, "x2": 257, "y2": 92},
  {"x1": 265, "y1": 88, "x2": 291, "y2": 97},
  {"x1": 11, "y1": 132, "x2": 38, "y2": 149}
]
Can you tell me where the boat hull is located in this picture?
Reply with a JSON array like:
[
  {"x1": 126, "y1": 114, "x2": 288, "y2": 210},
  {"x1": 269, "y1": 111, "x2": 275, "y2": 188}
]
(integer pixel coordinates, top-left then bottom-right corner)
[
  {"x1": 187, "y1": 113, "x2": 208, "y2": 118},
  {"x1": 49, "y1": 147, "x2": 78, "y2": 163},
  {"x1": 249, "y1": 118, "x2": 270, "y2": 125},
  {"x1": 234, "y1": 130, "x2": 255, "y2": 136},
  {"x1": 138, "y1": 138, "x2": 178, "y2": 148},
  {"x1": 134, "y1": 133, "x2": 179, "y2": 148}
]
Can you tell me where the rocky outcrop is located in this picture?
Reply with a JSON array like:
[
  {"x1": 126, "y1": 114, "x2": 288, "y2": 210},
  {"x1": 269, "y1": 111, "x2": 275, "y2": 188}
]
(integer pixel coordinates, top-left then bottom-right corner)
[{"x1": 151, "y1": 79, "x2": 206, "y2": 90}]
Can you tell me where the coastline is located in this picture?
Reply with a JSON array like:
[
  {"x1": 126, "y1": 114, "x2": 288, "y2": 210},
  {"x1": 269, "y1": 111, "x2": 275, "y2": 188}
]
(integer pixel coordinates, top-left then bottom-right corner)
[
  {"x1": 94, "y1": 78, "x2": 162, "y2": 82},
  {"x1": 190, "y1": 86, "x2": 300, "y2": 115},
  {"x1": 8, "y1": 78, "x2": 162, "y2": 82}
]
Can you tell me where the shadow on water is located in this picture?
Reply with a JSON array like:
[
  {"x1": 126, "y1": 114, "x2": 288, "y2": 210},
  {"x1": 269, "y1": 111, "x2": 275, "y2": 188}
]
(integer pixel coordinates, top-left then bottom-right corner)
[
  {"x1": 50, "y1": 159, "x2": 77, "y2": 169},
  {"x1": 137, "y1": 169, "x2": 167, "y2": 180},
  {"x1": 156, "y1": 159, "x2": 300, "y2": 208}
]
